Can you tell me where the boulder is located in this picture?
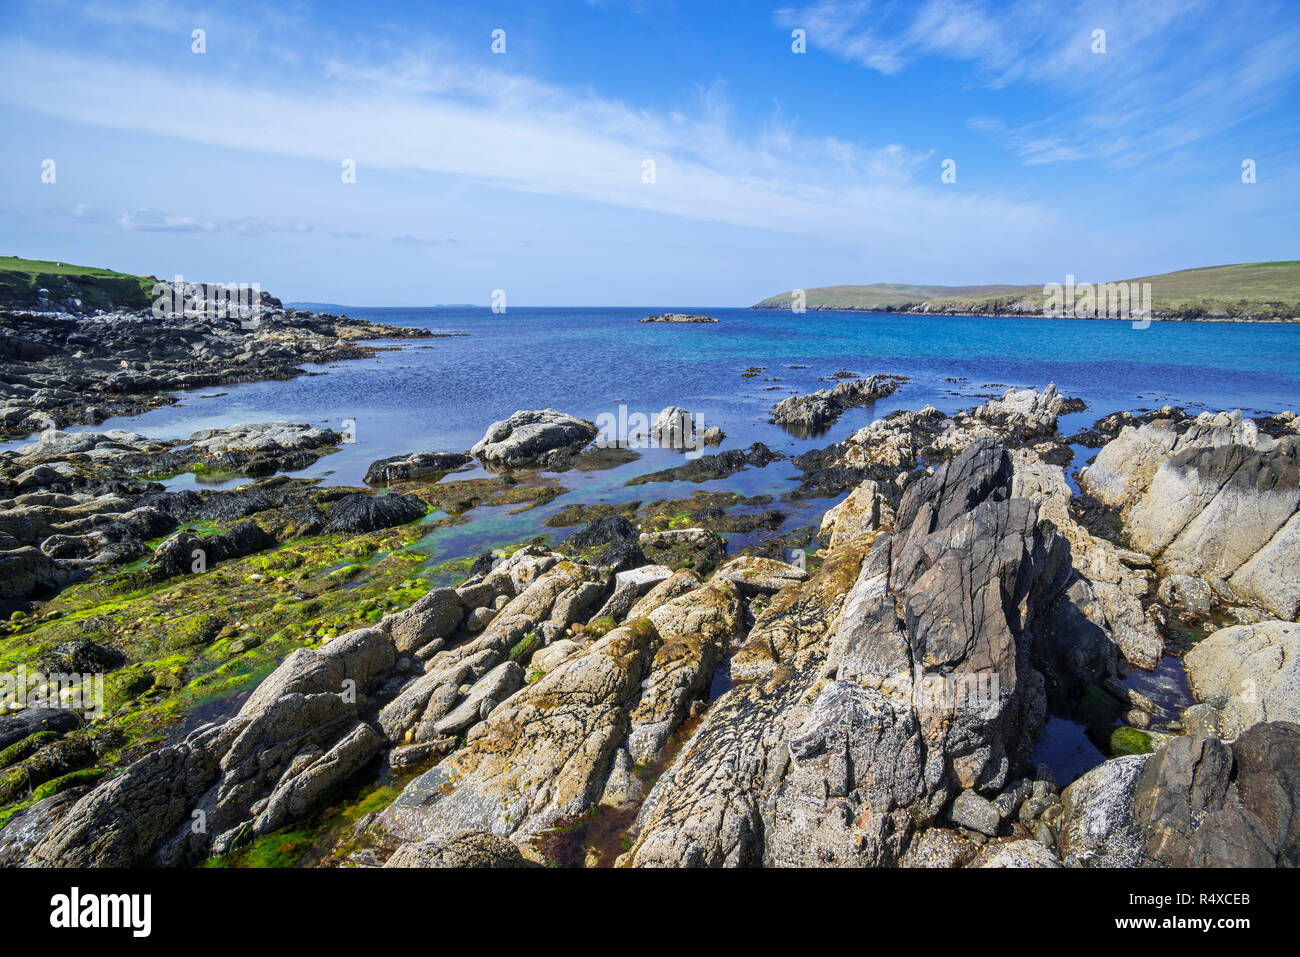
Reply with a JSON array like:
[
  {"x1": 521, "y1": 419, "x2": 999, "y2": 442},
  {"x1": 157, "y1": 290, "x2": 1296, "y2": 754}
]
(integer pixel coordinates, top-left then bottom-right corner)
[
  {"x1": 819, "y1": 479, "x2": 889, "y2": 547},
  {"x1": 383, "y1": 831, "x2": 536, "y2": 867},
  {"x1": 949, "y1": 790, "x2": 1001, "y2": 836},
  {"x1": 1081, "y1": 411, "x2": 1300, "y2": 618},
  {"x1": 971, "y1": 839, "x2": 1062, "y2": 868},
  {"x1": 770, "y1": 375, "x2": 901, "y2": 434},
  {"x1": 1184, "y1": 620, "x2": 1300, "y2": 738},
  {"x1": 323, "y1": 492, "x2": 426, "y2": 534},
  {"x1": 388, "y1": 588, "x2": 464, "y2": 654},
  {"x1": 364, "y1": 451, "x2": 471, "y2": 485},
  {"x1": 1060, "y1": 753, "x2": 1151, "y2": 866},
  {"x1": 470, "y1": 409, "x2": 598, "y2": 469}
]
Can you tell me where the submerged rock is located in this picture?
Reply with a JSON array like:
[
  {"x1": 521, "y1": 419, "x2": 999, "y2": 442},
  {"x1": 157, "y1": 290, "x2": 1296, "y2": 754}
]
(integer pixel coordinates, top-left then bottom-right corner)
[{"x1": 364, "y1": 451, "x2": 471, "y2": 486}]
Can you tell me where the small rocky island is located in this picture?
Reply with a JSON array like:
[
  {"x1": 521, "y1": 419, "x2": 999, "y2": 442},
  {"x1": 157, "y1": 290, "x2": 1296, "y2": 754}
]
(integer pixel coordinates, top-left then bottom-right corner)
[{"x1": 639, "y1": 313, "x2": 719, "y2": 323}]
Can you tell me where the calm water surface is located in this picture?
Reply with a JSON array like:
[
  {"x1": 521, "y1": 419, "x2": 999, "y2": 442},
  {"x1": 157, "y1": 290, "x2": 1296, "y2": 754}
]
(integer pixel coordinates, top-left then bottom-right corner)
[{"x1": 66, "y1": 307, "x2": 1300, "y2": 783}]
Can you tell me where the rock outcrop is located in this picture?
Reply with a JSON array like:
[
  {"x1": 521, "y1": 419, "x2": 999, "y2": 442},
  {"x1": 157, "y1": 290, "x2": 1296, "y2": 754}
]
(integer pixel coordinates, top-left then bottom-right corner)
[
  {"x1": 1061, "y1": 722, "x2": 1300, "y2": 867},
  {"x1": 364, "y1": 451, "x2": 471, "y2": 486},
  {"x1": 1184, "y1": 620, "x2": 1300, "y2": 738},
  {"x1": 1081, "y1": 410, "x2": 1300, "y2": 620},
  {"x1": 622, "y1": 438, "x2": 1077, "y2": 867},
  {"x1": 470, "y1": 409, "x2": 599, "y2": 470},
  {"x1": 770, "y1": 374, "x2": 902, "y2": 434},
  {"x1": 376, "y1": 579, "x2": 744, "y2": 851}
]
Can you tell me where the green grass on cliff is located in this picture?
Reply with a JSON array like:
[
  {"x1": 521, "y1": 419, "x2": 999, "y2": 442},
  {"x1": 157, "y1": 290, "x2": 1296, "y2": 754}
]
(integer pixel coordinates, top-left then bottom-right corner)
[
  {"x1": 753, "y1": 260, "x2": 1300, "y2": 320},
  {"x1": 0, "y1": 256, "x2": 156, "y2": 311}
]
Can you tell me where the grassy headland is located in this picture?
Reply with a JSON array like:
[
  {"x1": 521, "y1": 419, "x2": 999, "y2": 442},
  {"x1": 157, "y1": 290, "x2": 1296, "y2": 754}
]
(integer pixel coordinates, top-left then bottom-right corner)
[
  {"x1": 752, "y1": 260, "x2": 1300, "y2": 321},
  {"x1": 0, "y1": 256, "x2": 157, "y2": 312}
]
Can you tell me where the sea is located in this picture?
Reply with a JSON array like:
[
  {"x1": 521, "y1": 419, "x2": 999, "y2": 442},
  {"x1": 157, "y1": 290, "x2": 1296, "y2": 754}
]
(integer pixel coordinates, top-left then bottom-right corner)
[{"x1": 59, "y1": 306, "x2": 1300, "y2": 782}]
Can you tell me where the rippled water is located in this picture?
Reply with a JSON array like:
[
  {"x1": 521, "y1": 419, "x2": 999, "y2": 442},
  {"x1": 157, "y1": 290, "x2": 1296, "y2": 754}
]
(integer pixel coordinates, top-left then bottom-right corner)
[{"x1": 74, "y1": 306, "x2": 1300, "y2": 484}]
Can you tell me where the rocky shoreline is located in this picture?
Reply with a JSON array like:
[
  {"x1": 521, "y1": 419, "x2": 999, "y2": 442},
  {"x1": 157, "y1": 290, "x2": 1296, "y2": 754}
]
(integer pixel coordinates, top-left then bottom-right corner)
[
  {"x1": 750, "y1": 302, "x2": 1299, "y2": 323},
  {"x1": 0, "y1": 300, "x2": 1297, "y2": 868},
  {"x1": 0, "y1": 290, "x2": 433, "y2": 437}
]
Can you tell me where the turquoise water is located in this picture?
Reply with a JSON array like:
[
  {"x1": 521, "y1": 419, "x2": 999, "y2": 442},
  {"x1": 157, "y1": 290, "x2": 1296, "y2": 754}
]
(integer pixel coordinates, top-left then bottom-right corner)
[
  {"x1": 72, "y1": 306, "x2": 1299, "y2": 785},
  {"x1": 81, "y1": 306, "x2": 1300, "y2": 491},
  {"x1": 72, "y1": 305, "x2": 1300, "y2": 573}
]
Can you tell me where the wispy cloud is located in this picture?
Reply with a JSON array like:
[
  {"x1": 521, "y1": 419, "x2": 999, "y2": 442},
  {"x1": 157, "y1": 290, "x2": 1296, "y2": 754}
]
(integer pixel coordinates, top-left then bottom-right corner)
[
  {"x1": 0, "y1": 38, "x2": 1052, "y2": 252},
  {"x1": 777, "y1": 0, "x2": 1300, "y2": 168}
]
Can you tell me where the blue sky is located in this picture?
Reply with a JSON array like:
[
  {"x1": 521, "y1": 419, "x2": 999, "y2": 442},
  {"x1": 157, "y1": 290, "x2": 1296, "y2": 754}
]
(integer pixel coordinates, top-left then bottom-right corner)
[{"x1": 1, "y1": 0, "x2": 1297, "y2": 305}]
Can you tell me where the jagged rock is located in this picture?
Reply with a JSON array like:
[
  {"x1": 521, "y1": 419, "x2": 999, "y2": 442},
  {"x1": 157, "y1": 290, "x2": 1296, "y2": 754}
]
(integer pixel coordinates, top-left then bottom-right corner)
[
  {"x1": 766, "y1": 681, "x2": 923, "y2": 866},
  {"x1": 625, "y1": 442, "x2": 782, "y2": 486},
  {"x1": 1185, "y1": 620, "x2": 1300, "y2": 738},
  {"x1": 1065, "y1": 723, "x2": 1300, "y2": 868},
  {"x1": 1060, "y1": 753, "x2": 1150, "y2": 866},
  {"x1": 626, "y1": 582, "x2": 742, "y2": 762},
  {"x1": 27, "y1": 626, "x2": 397, "y2": 866},
  {"x1": 377, "y1": 651, "x2": 493, "y2": 742},
  {"x1": 625, "y1": 568, "x2": 702, "y2": 619},
  {"x1": 593, "y1": 581, "x2": 641, "y2": 621},
  {"x1": 770, "y1": 374, "x2": 902, "y2": 434},
  {"x1": 972, "y1": 384, "x2": 1082, "y2": 440},
  {"x1": 432, "y1": 661, "x2": 524, "y2": 736},
  {"x1": 470, "y1": 409, "x2": 598, "y2": 469},
  {"x1": 625, "y1": 438, "x2": 1076, "y2": 867},
  {"x1": 26, "y1": 720, "x2": 244, "y2": 866},
  {"x1": 647, "y1": 406, "x2": 711, "y2": 452},
  {"x1": 621, "y1": 544, "x2": 870, "y2": 867},
  {"x1": 378, "y1": 620, "x2": 661, "y2": 843},
  {"x1": 184, "y1": 422, "x2": 342, "y2": 475},
  {"x1": 1013, "y1": 456, "x2": 1160, "y2": 673},
  {"x1": 1081, "y1": 410, "x2": 1300, "y2": 619},
  {"x1": 819, "y1": 479, "x2": 889, "y2": 548},
  {"x1": 388, "y1": 588, "x2": 464, "y2": 654}
]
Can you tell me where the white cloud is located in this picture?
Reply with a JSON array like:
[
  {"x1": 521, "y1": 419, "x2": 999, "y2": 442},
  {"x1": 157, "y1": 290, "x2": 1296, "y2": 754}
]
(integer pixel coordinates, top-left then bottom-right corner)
[{"x1": 0, "y1": 40, "x2": 1053, "y2": 252}]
